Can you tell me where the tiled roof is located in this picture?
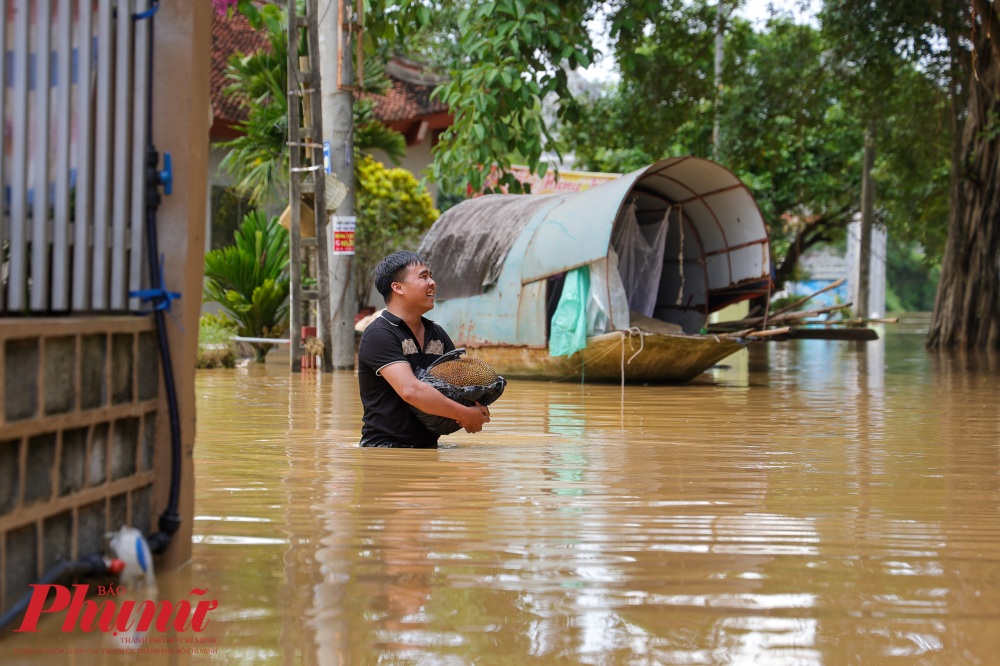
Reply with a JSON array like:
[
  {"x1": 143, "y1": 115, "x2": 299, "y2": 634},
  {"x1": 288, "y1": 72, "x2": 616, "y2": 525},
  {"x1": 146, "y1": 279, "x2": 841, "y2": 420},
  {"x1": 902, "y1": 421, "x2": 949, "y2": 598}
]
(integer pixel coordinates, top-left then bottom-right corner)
[
  {"x1": 361, "y1": 78, "x2": 449, "y2": 123},
  {"x1": 211, "y1": 12, "x2": 271, "y2": 126},
  {"x1": 211, "y1": 15, "x2": 446, "y2": 127}
]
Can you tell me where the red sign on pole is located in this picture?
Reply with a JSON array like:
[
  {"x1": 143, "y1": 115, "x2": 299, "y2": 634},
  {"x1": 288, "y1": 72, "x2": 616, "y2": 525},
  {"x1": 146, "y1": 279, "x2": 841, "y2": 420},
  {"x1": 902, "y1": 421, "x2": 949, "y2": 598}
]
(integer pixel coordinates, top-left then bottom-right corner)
[{"x1": 332, "y1": 216, "x2": 355, "y2": 255}]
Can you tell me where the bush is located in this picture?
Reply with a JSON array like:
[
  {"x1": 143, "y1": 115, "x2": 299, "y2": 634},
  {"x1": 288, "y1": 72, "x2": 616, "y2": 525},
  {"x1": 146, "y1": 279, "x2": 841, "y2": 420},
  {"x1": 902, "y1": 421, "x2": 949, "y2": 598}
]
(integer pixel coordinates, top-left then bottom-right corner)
[
  {"x1": 355, "y1": 155, "x2": 440, "y2": 306},
  {"x1": 198, "y1": 313, "x2": 236, "y2": 344},
  {"x1": 203, "y1": 210, "x2": 290, "y2": 362},
  {"x1": 197, "y1": 315, "x2": 238, "y2": 369}
]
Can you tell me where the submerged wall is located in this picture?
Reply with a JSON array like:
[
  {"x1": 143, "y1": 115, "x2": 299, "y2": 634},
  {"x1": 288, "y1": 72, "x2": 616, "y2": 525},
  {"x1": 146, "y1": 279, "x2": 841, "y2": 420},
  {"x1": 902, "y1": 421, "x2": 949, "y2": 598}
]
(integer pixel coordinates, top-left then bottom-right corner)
[
  {"x1": 0, "y1": 317, "x2": 160, "y2": 611},
  {"x1": 0, "y1": 0, "x2": 210, "y2": 618}
]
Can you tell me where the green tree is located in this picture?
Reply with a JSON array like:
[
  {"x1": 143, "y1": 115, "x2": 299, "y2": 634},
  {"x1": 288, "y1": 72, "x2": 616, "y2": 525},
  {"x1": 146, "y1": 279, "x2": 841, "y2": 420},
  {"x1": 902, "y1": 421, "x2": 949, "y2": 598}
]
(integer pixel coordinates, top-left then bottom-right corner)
[
  {"x1": 825, "y1": 0, "x2": 1000, "y2": 349},
  {"x1": 216, "y1": 5, "x2": 406, "y2": 206},
  {"x1": 354, "y1": 155, "x2": 440, "y2": 306},
  {"x1": 367, "y1": 0, "x2": 614, "y2": 193},
  {"x1": 203, "y1": 211, "x2": 291, "y2": 362},
  {"x1": 560, "y1": 4, "x2": 951, "y2": 294},
  {"x1": 886, "y1": 239, "x2": 941, "y2": 313},
  {"x1": 562, "y1": 12, "x2": 865, "y2": 287}
]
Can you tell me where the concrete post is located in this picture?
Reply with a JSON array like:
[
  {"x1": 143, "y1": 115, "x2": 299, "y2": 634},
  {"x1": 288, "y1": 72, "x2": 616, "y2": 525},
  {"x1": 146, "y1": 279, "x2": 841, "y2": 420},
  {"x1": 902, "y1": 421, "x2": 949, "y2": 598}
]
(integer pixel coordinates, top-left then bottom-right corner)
[
  {"x1": 713, "y1": 1, "x2": 725, "y2": 156},
  {"x1": 150, "y1": 0, "x2": 211, "y2": 570},
  {"x1": 318, "y1": 0, "x2": 357, "y2": 369}
]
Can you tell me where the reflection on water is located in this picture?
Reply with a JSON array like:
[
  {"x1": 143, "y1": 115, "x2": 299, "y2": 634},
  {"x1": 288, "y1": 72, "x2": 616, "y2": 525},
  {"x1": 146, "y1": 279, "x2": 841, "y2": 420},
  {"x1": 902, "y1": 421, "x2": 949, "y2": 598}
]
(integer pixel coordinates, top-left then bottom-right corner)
[{"x1": 6, "y1": 327, "x2": 1000, "y2": 665}]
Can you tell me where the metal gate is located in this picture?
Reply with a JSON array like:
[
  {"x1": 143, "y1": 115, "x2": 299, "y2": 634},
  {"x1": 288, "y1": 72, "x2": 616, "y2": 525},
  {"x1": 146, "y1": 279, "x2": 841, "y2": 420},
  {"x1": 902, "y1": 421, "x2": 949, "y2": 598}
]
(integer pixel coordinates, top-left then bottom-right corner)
[{"x1": 1, "y1": 0, "x2": 154, "y2": 314}]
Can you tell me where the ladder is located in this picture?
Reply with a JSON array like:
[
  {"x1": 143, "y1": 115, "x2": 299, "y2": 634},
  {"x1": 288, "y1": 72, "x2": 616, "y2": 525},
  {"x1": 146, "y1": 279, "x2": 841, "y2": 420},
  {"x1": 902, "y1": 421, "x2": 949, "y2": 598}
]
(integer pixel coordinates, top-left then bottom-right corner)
[{"x1": 287, "y1": 0, "x2": 334, "y2": 373}]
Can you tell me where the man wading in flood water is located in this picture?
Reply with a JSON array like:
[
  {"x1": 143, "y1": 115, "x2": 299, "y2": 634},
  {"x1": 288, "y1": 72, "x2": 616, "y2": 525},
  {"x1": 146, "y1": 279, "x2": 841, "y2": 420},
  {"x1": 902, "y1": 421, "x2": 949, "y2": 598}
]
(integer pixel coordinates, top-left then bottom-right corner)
[{"x1": 357, "y1": 251, "x2": 491, "y2": 448}]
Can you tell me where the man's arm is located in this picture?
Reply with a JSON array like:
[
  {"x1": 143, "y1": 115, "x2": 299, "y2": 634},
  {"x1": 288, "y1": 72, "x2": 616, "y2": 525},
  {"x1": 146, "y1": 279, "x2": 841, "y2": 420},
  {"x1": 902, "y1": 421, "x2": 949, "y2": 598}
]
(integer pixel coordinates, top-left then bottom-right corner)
[{"x1": 380, "y1": 362, "x2": 490, "y2": 433}]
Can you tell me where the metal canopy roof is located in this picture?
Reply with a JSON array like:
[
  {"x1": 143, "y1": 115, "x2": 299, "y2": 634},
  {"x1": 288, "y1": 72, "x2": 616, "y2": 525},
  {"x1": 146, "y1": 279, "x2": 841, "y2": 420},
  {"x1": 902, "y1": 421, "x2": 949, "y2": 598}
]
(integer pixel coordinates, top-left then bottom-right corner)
[
  {"x1": 520, "y1": 156, "x2": 771, "y2": 298},
  {"x1": 422, "y1": 157, "x2": 772, "y2": 345}
]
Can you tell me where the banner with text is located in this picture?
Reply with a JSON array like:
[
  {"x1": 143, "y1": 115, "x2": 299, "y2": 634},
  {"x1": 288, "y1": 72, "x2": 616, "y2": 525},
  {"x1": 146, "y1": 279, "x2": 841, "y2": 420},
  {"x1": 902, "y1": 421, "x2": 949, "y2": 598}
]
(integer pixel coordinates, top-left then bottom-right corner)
[{"x1": 332, "y1": 216, "x2": 356, "y2": 255}]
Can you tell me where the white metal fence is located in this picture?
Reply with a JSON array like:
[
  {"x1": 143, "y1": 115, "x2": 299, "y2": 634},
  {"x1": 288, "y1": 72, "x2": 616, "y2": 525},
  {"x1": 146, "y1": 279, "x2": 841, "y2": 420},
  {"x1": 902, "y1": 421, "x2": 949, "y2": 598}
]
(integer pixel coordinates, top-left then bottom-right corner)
[{"x1": 1, "y1": 0, "x2": 151, "y2": 314}]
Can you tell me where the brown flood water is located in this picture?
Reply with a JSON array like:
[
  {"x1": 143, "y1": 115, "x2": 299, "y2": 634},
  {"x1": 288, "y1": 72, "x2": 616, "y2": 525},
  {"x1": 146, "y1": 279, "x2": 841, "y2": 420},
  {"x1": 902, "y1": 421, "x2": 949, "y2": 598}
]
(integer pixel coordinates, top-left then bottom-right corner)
[{"x1": 7, "y1": 322, "x2": 1000, "y2": 665}]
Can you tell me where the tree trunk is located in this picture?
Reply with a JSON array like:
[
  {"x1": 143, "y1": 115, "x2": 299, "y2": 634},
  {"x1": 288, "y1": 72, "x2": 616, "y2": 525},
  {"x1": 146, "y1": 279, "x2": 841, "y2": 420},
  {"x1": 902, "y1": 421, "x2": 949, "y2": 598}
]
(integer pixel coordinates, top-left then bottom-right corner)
[
  {"x1": 928, "y1": 7, "x2": 1000, "y2": 349},
  {"x1": 857, "y1": 125, "x2": 876, "y2": 318}
]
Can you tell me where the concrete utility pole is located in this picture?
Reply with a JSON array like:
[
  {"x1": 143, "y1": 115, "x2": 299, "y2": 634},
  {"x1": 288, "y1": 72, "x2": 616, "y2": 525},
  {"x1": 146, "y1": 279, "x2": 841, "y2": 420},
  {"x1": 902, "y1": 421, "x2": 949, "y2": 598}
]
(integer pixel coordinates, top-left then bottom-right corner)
[
  {"x1": 712, "y1": 1, "x2": 725, "y2": 156},
  {"x1": 318, "y1": 0, "x2": 357, "y2": 369},
  {"x1": 857, "y1": 124, "x2": 876, "y2": 319}
]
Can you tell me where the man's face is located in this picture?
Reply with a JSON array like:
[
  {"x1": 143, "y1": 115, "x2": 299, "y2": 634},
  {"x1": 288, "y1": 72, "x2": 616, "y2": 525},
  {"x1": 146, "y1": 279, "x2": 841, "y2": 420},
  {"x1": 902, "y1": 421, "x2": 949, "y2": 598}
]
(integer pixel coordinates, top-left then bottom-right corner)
[{"x1": 391, "y1": 263, "x2": 436, "y2": 312}]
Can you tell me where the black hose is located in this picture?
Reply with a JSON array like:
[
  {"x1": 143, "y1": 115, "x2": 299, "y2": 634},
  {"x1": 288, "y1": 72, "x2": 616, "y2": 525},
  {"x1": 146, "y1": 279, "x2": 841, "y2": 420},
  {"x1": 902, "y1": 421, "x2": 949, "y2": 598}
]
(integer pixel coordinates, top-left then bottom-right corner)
[
  {"x1": 0, "y1": 555, "x2": 110, "y2": 631},
  {"x1": 144, "y1": 204, "x2": 182, "y2": 555},
  {"x1": 138, "y1": 2, "x2": 182, "y2": 555}
]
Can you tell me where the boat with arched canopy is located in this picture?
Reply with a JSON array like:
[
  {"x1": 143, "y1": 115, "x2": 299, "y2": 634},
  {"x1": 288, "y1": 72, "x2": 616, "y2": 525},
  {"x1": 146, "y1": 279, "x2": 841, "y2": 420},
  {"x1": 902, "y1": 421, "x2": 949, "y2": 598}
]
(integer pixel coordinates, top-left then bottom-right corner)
[{"x1": 416, "y1": 157, "x2": 774, "y2": 383}]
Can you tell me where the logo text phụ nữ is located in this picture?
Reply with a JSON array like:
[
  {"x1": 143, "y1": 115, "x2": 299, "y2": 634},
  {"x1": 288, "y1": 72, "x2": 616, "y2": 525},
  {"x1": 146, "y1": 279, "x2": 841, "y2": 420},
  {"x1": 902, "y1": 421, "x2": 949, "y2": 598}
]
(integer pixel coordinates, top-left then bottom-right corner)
[{"x1": 14, "y1": 585, "x2": 218, "y2": 633}]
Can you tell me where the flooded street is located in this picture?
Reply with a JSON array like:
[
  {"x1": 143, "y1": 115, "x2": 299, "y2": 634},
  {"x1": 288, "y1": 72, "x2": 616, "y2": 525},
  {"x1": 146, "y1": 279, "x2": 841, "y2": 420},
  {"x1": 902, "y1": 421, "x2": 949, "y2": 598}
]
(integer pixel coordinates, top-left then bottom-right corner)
[{"x1": 9, "y1": 324, "x2": 1000, "y2": 664}]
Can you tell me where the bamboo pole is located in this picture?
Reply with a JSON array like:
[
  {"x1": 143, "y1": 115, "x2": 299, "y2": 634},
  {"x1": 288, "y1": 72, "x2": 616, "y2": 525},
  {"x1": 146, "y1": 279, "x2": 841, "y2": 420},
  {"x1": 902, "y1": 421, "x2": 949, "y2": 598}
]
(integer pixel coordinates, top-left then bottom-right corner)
[
  {"x1": 712, "y1": 302, "x2": 852, "y2": 330},
  {"x1": 772, "y1": 278, "x2": 846, "y2": 317}
]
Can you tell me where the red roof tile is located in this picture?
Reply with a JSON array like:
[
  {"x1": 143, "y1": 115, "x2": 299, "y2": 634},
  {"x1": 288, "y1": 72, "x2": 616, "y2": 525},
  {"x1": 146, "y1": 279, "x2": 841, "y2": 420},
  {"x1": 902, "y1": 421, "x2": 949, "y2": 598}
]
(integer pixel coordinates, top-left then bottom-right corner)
[
  {"x1": 211, "y1": 12, "x2": 271, "y2": 126},
  {"x1": 360, "y1": 77, "x2": 449, "y2": 122},
  {"x1": 211, "y1": 16, "x2": 447, "y2": 129}
]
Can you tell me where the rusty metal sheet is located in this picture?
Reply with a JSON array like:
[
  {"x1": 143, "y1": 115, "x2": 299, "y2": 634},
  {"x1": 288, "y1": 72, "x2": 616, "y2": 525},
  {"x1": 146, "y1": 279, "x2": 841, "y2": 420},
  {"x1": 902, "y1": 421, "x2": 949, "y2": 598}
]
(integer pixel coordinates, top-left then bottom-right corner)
[{"x1": 429, "y1": 197, "x2": 565, "y2": 346}]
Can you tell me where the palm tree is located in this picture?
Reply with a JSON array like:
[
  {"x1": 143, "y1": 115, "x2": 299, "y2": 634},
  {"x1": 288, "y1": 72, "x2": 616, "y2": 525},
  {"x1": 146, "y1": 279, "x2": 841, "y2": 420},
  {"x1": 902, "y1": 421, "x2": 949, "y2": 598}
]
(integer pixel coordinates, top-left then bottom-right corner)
[
  {"x1": 203, "y1": 210, "x2": 291, "y2": 362},
  {"x1": 216, "y1": 5, "x2": 406, "y2": 206}
]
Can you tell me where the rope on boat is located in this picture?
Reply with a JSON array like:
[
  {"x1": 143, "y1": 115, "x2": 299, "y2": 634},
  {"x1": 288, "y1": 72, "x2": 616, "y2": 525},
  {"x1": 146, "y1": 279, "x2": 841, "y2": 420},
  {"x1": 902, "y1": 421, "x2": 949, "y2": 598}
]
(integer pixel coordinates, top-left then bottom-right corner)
[
  {"x1": 627, "y1": 327, "x2": 645, "y2": 364},
  {"x1": 556, "y1": 327, "x2": 648, "y2": 385}
]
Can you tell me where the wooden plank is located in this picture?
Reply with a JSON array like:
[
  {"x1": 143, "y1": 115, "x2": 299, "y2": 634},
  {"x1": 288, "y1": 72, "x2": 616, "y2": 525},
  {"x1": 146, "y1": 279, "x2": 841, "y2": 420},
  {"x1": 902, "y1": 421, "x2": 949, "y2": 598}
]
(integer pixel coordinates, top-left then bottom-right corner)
[
  {"x1": 90, "y1": 0, "x2": 114, "y2": 309},
  {"x1": 72, "y1": 0, "x2": 95, "y2": 310},
  {"x1": 712, "y1": 302, "x2": 852, "y2": 330},
  {"x1": 786, "y1": 327, "x2": 879, "y2": 341},
  {"x1": 0, "y1": 313, "x2": 154, "y2": 338},
  {"x1": 0, "y1": 0, "x2": 7, "y2": 312},
  {"x1": 7, "y1": 0, "x2": 31, "y2": 310},
  {"x1": 51, "y1": 0, "x2": 74, "y2": 310},
  {"x1": 109, "y1": 0, "x2": 133, "y2": 309},
  {"x1": 746, "y1": 327, "x2": 792, "y2": 338},
  {"x1": 128, "y1": 0, "x2": 150, "y2": 310},
  {"x1": 30, "y1": 0, "x2": 54, "y2": 310}
]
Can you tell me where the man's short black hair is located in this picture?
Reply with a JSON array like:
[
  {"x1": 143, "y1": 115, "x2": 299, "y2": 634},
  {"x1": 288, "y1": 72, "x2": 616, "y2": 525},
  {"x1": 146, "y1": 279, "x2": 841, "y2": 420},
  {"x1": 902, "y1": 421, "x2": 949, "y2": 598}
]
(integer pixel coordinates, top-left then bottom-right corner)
[{"x1": 374, "y1": 251, "x2": 428, "y2": 302}]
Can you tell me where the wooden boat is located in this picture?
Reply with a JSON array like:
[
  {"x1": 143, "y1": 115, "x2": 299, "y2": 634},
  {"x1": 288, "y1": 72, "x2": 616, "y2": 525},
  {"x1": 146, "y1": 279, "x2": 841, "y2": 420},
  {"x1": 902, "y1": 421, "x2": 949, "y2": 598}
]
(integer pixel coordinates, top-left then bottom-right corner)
[
  {"x1": 467, "y1": 331, "x2": 743, "y2": 383},
  {"x1": 414, "y1": 157, "x2": 773, "y2": 383}
]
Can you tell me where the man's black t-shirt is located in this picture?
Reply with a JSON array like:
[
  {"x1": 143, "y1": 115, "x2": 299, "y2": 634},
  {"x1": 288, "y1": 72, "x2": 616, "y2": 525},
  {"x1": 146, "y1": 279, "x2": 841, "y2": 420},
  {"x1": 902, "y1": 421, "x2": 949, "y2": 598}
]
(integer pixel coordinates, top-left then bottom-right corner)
[{"x1": 357, "y1": 310, "x2": 456, "y2": 448}]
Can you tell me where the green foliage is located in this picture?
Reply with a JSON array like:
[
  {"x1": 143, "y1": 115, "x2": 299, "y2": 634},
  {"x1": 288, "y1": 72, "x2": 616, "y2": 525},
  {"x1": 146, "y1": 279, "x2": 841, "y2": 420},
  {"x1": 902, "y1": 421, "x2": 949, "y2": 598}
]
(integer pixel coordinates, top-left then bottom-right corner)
[
  {"x1": 216, "y1": 3, "x2": 289, "y2": 206},
  {"x1": 563, "y1": 12, "x2": 863, "y2": 284},
  {"x1": 198, "y1": 314, "x2": 237, "y2": 345},
  {"x1": 214, "y1": 6, "x2": 407, "y2": 206},
  {"x1": 560, "y1": 4, "x2": 952, "y2": 288},
  {"x1": 203, "y1": 210, "x2": 291, "y2": 361},
  {"x1": 209, "y1": 185, "x2": 254, "y2": 251},
  {"x1": 819, "y1": 0, "x2": 962, "y2": 263},
  {"x1": 354, "y1": 97, "x2": 407, "y2": 165},
  {"x1": 885, "y1": 239, "x2": 941, "y2": 313},
  {"x1": 219, "y1": 0, "x2": 956, "y2": 302},
  {"x1": 355, "y1": 155, "x2": 440, "y2": 305},
  {"x1": 197, "y1": 315, "x2": 238, "y2": 369},
  {"x1": 367, "y1": 0, "x2": 599, "y2": 193}
]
